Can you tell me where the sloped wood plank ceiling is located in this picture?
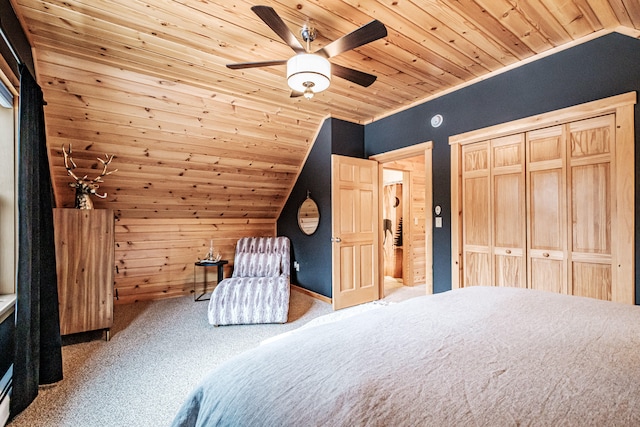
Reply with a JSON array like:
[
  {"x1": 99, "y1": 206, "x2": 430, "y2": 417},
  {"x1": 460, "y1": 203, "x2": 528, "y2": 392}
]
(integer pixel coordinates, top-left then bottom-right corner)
[{"x1": 11, "y1": 0, "x2": 640, "y2": 220}]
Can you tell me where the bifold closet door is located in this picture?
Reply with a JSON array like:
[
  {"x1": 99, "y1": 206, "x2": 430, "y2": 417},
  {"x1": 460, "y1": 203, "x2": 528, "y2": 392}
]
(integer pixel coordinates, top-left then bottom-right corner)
[
  {"x1": 462, "y1": 135, "x2": 525, "y2": 288},
  {"x1": 452, "y1": 92, "x2": 635, "y2": 302},
  {"x1": 567, "y1": 114, "x2": 616, "y2": 300},
  {"x1": 491, "y1": 134, "x2": 526, "y2": 288},
  {"x1": 461, "y1": 142, "x2": 490, "y2": 286},
  {"x1": 526, "y1": 115, "x2": 616, "y2": 300},
  {"x1": 526, "y1": 125, "x2": 568, "y2": 295}
]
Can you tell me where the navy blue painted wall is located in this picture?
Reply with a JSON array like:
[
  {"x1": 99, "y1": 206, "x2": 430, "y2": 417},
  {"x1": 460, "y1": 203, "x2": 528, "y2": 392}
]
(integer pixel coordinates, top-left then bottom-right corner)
[
  {"x1": 279, "y1": 32, "x2": 640, "y2": 301},
  {"x1": 277, "y1": 118, "x2": 364, "y2": 297},
  {"x1": 365, "y1": 32, "x2": 640, "y2": 299}
]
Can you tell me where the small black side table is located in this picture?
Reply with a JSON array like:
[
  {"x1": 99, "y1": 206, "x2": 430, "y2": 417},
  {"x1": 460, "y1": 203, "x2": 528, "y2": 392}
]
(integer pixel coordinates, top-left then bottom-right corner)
[{"x1": 193, "y1": 260, "x2": 228, "y2": 301}]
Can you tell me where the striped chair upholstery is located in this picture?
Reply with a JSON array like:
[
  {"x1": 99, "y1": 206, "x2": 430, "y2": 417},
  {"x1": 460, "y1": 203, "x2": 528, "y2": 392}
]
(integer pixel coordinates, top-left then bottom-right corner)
[{"x1": 208, "y1": 237, "x2": 290, "y2": 326}]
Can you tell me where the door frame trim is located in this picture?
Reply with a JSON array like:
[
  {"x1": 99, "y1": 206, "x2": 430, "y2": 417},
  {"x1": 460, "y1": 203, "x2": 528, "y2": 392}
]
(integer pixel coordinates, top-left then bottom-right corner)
[{"x1": 370, "y1": 141, "x2": 434, "y2": 296}]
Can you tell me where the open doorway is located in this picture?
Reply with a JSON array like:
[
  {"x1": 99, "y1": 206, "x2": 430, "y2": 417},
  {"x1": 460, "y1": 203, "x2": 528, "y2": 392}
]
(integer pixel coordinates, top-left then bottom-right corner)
[{"x1": 371, "y1": 141, "x2": 433, "y2": 299}]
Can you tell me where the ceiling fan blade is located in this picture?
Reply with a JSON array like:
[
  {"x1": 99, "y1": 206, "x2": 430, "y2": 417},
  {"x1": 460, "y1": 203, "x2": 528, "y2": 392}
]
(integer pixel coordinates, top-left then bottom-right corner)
[
  {"x1": 290, "y1": 91, "x2": 303, "y2": 98},
  {"x1": 226, "y1": 60, "x2": 287, "y2": 69},
  {"x1": 317, "y1": 20, "x2": 387, "y2": 58},
  {"x1": 251, "y1": 5, "x2": 305, "y2": 54},
  {"x1": 331, "y1": 63, "x2": 377, "y2": 87}
]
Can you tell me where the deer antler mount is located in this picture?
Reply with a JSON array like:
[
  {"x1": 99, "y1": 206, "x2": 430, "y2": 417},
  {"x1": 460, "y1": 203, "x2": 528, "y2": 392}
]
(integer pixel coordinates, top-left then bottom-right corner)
[{"x1": 62, "y1": 144, "x2": 118, "y2": 209}]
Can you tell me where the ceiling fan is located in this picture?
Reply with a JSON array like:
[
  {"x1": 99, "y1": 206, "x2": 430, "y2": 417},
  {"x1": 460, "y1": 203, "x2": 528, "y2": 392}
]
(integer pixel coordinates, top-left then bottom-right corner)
[{"x1": 226, "y1": 5, "x2": 387, "y2": 99}]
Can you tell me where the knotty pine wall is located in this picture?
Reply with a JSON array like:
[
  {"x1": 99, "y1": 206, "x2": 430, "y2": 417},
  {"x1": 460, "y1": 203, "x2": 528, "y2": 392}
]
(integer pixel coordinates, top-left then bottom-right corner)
[
  {"x1": 113, "y1": 217, "x2": 275, "y2": 304},
  {"x1": 405, "y1": 158, "x2": 426, "y2": 286}
]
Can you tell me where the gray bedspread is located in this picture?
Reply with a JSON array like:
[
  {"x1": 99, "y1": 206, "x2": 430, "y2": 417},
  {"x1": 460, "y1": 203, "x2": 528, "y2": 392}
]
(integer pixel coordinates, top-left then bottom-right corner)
[{"x1": 171, "y1": 286, "x2": 640, "y2": 426}]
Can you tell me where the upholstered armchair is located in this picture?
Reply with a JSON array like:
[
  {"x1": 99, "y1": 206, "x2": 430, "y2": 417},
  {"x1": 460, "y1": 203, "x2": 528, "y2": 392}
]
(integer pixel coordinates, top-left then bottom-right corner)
[{"x1": 208, "y1": 236, "x2": 290, "y2": 326}]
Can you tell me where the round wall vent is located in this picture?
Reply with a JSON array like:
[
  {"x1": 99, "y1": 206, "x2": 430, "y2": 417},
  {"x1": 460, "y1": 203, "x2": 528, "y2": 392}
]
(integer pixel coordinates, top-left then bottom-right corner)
[{"x1": 430, "y1": 114, "x2": 443, "y2": 128}]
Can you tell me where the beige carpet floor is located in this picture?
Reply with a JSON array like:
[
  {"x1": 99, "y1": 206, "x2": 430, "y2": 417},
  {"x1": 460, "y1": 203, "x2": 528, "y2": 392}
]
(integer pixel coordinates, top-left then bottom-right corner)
[{"x1": 8, "y1": 284, "x2": 426, "y2": 427}]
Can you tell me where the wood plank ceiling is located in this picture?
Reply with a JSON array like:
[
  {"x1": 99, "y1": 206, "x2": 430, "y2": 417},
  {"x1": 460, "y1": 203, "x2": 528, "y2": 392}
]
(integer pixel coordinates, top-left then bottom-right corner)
[{"x1": 11, "y1": 0, "x2": 640, "y2": 220}]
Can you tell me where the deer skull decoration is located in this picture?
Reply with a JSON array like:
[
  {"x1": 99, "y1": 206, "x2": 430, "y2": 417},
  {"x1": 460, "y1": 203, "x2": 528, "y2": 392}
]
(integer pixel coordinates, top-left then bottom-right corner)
[{"x1": 62, "y1": 144, "x2": 118, "y2": 209}]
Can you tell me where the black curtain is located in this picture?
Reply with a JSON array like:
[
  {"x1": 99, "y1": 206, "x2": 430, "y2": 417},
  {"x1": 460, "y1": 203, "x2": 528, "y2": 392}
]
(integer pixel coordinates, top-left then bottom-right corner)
[{"x1": 10, "y1": 64, "x2": 63, "y2": 419}]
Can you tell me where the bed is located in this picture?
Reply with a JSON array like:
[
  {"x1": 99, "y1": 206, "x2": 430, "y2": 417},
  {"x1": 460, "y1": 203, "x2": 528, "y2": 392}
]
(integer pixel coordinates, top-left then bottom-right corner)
[{"x1": 171, "y1": 286, "x2": 640, "y2": 426}]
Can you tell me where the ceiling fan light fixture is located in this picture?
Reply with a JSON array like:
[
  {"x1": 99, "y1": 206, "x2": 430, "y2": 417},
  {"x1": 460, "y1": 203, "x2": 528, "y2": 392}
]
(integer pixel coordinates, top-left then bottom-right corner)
[{"x1": 287, "y1": 53, "x2": 331, "y2": 96}]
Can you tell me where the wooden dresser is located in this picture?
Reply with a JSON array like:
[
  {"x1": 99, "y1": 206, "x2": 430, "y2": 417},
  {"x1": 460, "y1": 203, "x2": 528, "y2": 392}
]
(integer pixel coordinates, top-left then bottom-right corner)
[{"x1": 53, "y1": 209, "x2": 114, "y2": 339}]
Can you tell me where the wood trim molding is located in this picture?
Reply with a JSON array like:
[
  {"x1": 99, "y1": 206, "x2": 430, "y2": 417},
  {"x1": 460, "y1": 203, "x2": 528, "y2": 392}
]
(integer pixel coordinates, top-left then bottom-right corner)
[
  {"x1": 614, "y1": 26, "x2": 640, "y2": 39},
  {"x1": 0, "y1": 55, "x2": 18, "y2": 92},
  {"x1": 291, "y1": 283, "x2": 331, "y2": 304},
  {"x1": 424, "y1": 146, "x2": 433, "y2": 295},
  {"x1": 0, "y1": 295, "x2": 15, "y2": 324},
  {"x1": 450, "y1": 142, "x2": 462, "y2": 290},
  {"x1": 614, "y1": 103, "x2": 635, "y2": 304},
  {"x1": 369, "y1": 141, "x2": 433, "y2": 162}
]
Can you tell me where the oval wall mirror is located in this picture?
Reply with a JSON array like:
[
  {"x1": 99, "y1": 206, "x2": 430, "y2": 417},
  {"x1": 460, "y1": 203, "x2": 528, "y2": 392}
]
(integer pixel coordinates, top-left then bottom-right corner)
[{"x1": 298, "y1": 197, "x2": 320, "y2": 235}]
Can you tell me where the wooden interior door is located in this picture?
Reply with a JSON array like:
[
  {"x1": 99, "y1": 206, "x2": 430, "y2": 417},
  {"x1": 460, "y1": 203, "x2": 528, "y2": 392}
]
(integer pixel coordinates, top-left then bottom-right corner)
[
  {"x1": 492, "y1": 134, "x2": 526, "y2": 288},
  {"x1": 526, "y1": 125, "x2": 568, "y2": 294},
  {"x1": 331, "y1": 155, "x2": 379, "y2": 310},
  {"x1": 567, "y1": 115, "x2": 615, "y2": 300},
  {"x1": 461, "y1": 142, "x2": 491, "y2": 286}
]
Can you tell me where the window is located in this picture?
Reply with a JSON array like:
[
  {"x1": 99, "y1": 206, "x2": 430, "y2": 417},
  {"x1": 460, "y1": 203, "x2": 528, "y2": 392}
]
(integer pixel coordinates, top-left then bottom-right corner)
[{"x1": 0, "y1": 77, "x2": 16, "y2": 295}]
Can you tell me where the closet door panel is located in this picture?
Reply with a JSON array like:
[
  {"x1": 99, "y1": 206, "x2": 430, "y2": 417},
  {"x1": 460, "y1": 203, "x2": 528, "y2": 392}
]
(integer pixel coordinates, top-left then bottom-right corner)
[
  {"x1": 529, "y1": 129, "x2": 563, "y2": 163},
  {"x1": 529, "y1": 258, "x2": 563, "y2": 293},
  {"x1": 572, "y1": 262, "x2": 612, "y2": 300},
  {"x1": 571, "y1": 163, "x2": 611, "y2": 254},
  {"x1": 494, "y1": 174, "x2": 523, "y2": 247},
  {"x1": 463, "y1": 177, "x2": 489, "y2": 246},
  {"x1": 529, "y1": 169, "x2": 564, "y2": 250},
  {"x1": 527, "y1": 125, "x2": 567, "y2": 294},
  {"x1": 492, "y1": 135, "x2": 525, "y2": 288},
  {"x1": 493, "y1": 139, "x2": 521, "y2": 168},
  {"x1": 568, "y1": 115, "x2": 615, "y2": 300},
  {"x1": 464, "y1": 252, "x2": 490, "y2": 286},
  {"x1": 463, "y1": 176, "x2": 490, "y2": 286},
  {"x1": 494, "y1": 254, "x2": 523, "y2": 287},
  {"x1": 570, "y1": 115, "x2": 612, "y2": 158},
  {"x1": 462, "y1": 143, "x2": 490, "y2": 286}
]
